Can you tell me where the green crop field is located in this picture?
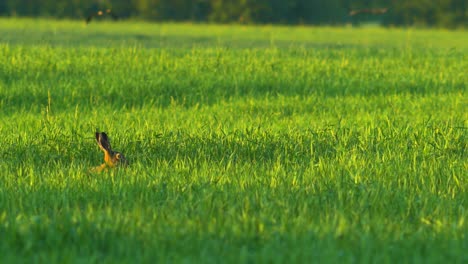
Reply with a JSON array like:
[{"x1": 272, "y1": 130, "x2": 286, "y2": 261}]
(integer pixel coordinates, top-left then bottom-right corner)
[{"x1": 0, "y1": 18, "x2": 466, "y2": 263}]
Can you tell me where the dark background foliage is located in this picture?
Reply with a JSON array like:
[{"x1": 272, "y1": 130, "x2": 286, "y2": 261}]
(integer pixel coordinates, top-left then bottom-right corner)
[{"x1": 0, "y1": 0, "x2": 466, "y2": 27}]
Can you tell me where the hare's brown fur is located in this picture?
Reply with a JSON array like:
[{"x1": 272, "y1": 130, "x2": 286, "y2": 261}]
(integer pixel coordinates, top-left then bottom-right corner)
[{"x1": 92, "y1": 132, "x2": 127, "y2": 172}]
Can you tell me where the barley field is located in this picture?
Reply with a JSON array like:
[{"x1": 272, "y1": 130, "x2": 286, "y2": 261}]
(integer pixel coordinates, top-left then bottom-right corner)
[{"x1": 0, "y1": 18, "x2": 467, "y2": 263}]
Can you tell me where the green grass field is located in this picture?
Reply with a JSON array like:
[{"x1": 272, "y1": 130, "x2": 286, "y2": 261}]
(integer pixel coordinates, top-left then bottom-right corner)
[{"x1": 0, "y1": 18, "x2": 467, "y2": 263}]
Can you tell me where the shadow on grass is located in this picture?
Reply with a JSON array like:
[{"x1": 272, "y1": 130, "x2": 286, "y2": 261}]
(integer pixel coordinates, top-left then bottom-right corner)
[
  {"x1": 0, "y1": 176, "x2": 464, "y2": 263},
  {"x1": 1, "y1": 28, "x2": 363, "y2": 50}
]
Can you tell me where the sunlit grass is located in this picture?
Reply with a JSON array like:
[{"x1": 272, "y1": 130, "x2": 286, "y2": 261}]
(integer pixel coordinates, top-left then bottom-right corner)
[{"x1": 0, "y1": 18, "x2": 466, "y2": 263}]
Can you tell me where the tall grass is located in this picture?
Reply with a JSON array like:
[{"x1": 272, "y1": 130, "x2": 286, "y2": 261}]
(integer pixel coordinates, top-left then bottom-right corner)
[{"x1": 0, "y1": 18, "x2": 466, "y2": 263}]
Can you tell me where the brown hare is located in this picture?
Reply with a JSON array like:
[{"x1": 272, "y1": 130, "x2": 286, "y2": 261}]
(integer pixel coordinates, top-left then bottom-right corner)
[{"x1": 92, "y1": 132, "x2": 128, "y2": 172}]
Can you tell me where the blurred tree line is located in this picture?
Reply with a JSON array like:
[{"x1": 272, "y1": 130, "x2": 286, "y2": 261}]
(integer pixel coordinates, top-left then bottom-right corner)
[{"x1": 0, "y1": 0, "x2": 466, "y2": 28}]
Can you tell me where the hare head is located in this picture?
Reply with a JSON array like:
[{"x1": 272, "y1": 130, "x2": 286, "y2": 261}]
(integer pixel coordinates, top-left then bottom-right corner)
[{"x1": 95, "y1": 132, "x2": 128, "y2": 168}]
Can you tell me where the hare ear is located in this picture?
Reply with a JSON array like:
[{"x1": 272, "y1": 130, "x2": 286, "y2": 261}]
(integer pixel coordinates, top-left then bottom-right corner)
[{"x1": 96, "y1": 132, "x2": 112, "y2": 151}]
